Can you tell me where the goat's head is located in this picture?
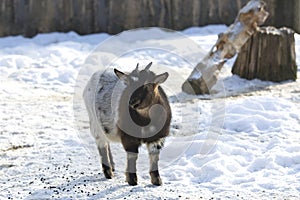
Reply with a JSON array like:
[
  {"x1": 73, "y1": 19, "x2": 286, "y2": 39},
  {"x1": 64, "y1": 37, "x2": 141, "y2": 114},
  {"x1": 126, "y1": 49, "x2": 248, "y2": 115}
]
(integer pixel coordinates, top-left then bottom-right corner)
[{"x1": 114, "y1": 62, "x2": 169, "y2": 110}]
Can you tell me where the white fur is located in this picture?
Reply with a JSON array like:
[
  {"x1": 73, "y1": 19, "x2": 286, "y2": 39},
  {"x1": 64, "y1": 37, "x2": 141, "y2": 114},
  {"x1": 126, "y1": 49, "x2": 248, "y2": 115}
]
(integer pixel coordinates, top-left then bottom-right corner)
[{"x1": 83, "y1": 70, "x2": 125, "y2": 145}]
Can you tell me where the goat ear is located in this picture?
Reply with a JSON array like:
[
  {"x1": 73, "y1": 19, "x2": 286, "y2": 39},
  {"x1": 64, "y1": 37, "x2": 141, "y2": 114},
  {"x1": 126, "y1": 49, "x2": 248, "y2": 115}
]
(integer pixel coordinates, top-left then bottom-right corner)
[
  {"x1": 114, "y1": 69, "x2": 129, "y2": 84},
  {"x1": 154, "y1": 72, "x2": 169, "y2": 84}
]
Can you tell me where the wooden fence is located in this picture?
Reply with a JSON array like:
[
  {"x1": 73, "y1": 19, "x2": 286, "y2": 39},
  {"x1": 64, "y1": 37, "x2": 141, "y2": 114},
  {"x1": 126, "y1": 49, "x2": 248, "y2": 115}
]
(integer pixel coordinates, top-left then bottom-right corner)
[{"x1": 0, "y1": 0, "x2": 299, "y2": 37}]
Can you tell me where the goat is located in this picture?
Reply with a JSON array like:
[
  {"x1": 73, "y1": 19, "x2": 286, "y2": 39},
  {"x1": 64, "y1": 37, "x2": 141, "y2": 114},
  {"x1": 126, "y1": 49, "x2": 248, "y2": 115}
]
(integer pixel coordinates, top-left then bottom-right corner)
[{"x1": 83, "y1": 62, "x2": 171, "y2": 186}]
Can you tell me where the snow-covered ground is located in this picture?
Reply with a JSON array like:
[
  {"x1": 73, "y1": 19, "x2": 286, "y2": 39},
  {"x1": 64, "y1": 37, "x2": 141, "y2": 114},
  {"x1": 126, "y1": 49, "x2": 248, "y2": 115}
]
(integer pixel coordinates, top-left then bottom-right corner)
[{"x1": 0, "y1": 25, "x2": 300, "y2": 199}]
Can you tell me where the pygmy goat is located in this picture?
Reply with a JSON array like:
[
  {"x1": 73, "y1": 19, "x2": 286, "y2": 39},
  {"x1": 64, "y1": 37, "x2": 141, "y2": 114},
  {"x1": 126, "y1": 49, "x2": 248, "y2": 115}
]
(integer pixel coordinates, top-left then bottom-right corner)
[{"x1": 83, "y1": 62, "x2": 171, "y2": 186}]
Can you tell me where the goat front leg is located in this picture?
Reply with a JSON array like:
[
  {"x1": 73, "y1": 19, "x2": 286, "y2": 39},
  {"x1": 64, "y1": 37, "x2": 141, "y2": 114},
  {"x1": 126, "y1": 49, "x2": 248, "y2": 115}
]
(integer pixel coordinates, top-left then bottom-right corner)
[
  {"x1": 126, "y1": 151, "x2": 138, "y2": 185},
  {"x1": 147, "y1": 142, "x2": 163, "y2": 186},
  {"x1": 122, "y1": 137, "x2": 140, "y2": 186}
]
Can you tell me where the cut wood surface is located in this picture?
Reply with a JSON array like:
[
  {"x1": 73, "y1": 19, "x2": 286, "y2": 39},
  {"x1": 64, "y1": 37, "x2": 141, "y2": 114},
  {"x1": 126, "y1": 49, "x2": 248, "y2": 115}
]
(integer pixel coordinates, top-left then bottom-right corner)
[
  {"x1": 232, "y1": 26, "x2": 297, "y2": 82},
  {"x1": 182, "y1": 0, "x2": 269, "y2": 95}
]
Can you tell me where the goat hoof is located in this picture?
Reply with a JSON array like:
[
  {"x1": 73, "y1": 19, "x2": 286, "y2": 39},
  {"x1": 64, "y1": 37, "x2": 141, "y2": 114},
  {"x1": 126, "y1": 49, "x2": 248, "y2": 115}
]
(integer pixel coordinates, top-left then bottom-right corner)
[
  {"x1": 126, "y1": 172, "x2": 138, "y2": 186},
  {"x1": 150, "y1": 171, "x2": 162, "y2": 186},
  {"x1": 103, "y1": 169, "x2": 113, "y2": 179},
  {"x1": 151, "y1": 176, "x2": 162, "y2": 186},
  {"x1": 102, "y1": 164, "x2": 114, "y2": 179}
]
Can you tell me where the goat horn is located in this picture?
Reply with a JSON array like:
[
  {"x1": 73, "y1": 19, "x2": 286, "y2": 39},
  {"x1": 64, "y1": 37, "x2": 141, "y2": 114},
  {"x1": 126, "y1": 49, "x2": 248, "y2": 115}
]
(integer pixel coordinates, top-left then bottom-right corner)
[
  {"x1": 144, "y1": 62, "x2": 152, "y2": 70},
  {"x1": 135, "y1": 63, "x2": 139, "y2": 70}
]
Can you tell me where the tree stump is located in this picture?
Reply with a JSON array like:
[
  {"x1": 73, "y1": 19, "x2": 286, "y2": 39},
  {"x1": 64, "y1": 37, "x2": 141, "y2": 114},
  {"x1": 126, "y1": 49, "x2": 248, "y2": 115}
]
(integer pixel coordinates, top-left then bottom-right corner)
[
  {"x1": 232, "y1": 26, "x2": 297, "y2": 82},
  {"x1": 181, "y1": 0, "x2": 269, "y2": 95}
]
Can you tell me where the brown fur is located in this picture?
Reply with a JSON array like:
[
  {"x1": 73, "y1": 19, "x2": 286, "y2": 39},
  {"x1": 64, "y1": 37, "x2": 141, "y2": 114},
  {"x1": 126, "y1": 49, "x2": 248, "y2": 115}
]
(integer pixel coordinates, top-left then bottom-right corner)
[{"x1": 115, "y1": 64, "x2": 171, "y2": 185}]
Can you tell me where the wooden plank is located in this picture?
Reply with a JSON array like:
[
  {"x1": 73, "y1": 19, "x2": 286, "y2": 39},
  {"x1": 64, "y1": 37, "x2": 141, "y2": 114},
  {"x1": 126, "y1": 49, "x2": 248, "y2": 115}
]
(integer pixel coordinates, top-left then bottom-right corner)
[{"x1": 0, "y1": 0, "x2": 298, "y2": 37}]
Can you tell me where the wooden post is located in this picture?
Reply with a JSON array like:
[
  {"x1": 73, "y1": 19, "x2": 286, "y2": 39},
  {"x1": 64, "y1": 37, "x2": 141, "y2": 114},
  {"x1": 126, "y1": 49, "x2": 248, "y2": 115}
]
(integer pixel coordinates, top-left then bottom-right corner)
[
  {"x1": 182, "y1": 0, "x2": 269, "y2": 95},
  {"x1": 232, "y1": 26, "x2": 297, "y2": 82}
]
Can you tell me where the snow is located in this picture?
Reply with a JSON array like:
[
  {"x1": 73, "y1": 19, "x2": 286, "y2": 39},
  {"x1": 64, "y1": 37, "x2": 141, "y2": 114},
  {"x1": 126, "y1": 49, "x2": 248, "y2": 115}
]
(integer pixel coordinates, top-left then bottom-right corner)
[{"x1": 1, "y1": 25, "x2": 300, "y2": 199}]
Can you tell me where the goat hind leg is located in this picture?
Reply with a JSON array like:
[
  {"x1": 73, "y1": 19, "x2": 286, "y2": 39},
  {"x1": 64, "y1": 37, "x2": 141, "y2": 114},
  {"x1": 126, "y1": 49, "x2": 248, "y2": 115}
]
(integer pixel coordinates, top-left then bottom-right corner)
[
  {"x1": 98, "y1": 144, "x2": 114, "y2": 179},
  {"x1": 90, "y1": 121, "x2": 113, "y2": 179},
  {"x1": 108, "y1": 144, "x2": 115, "y2": 172}
]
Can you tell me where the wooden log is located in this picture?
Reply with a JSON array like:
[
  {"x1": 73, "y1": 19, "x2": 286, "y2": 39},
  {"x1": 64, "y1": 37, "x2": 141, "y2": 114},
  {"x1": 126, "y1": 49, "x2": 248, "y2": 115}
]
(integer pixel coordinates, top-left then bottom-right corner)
[
  {"x1": 232, "y1": 26, "x2": 297, "y2": 82},
  {"x1": 182, "y1": 0, "x2": 269, "y2": 95}
]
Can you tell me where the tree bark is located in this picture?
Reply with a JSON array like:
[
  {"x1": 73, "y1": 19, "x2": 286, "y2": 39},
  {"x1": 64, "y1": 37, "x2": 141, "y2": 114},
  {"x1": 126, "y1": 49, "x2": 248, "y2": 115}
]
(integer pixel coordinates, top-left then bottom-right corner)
[
  {"x1": 182, "y1": 0, "x2": 269, "y2": 95},
  {"x1": 232, "y1": 26, "x2": 297, "y2": 82}
]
